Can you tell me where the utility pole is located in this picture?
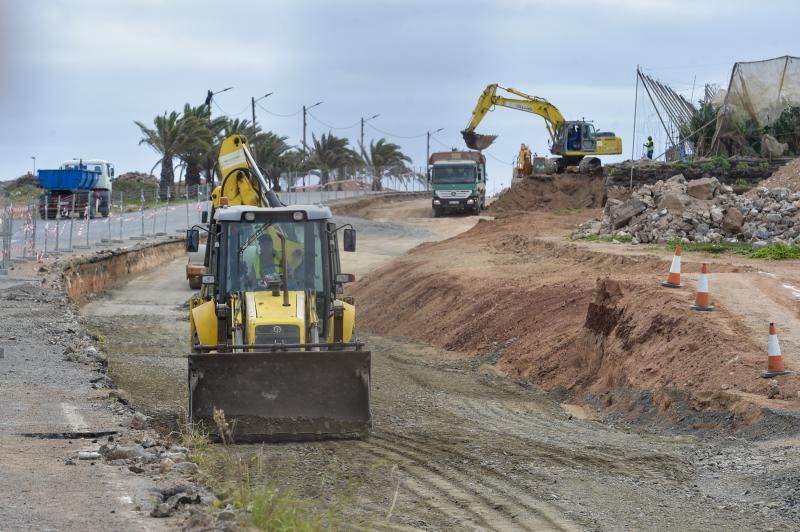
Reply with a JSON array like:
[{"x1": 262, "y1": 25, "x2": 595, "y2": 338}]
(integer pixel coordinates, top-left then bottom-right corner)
[
  {"x1": 426, "y1": 128, "x2": 444, "y2": 178},
  {"x1": 360, "y1": 114, "x2": 379, "y2": 158},
  {"x1": 204, "y1": 86, "x2": 233, "y2": 110},
  {"x1": 31, "y1": 156, "x2": 36, "y2": 176},
  {"x1": 250, "y1": 92, "x2": 273, "y2": 152},
  {"x1": 302, "y1": 101, "x2": 323, "y2": 154}
]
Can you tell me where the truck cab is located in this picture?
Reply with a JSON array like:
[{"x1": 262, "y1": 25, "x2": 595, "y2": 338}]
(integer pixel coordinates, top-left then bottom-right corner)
[{"x1": 428, "y1": 150, "x2": 486, "y2": 217}]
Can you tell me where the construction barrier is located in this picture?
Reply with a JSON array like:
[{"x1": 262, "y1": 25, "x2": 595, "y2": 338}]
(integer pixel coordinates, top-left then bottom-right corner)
[{"x1": 0, "y1": 186, "x2": 417, "y2": 264}]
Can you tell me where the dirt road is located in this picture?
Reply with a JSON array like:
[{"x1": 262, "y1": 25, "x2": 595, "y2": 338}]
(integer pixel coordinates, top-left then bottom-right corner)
[{"x1": 80, "y1": 199, "x2": 800, "y2": 529}]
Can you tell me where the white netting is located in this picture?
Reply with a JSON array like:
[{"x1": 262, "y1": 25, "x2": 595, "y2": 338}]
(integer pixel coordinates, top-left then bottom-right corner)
[
  {"x1": 711, "y1": 56, "x2": 800, "y2": 155},
  {"x1": 724, "y1": 56, "x2": 800, "y2": 126}
]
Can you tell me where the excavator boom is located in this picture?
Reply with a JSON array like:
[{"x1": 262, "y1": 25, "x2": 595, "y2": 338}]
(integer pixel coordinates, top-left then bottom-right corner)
[
  {"x1": 461, "y1": 83, "x2": 622, "y2": 166},
  {"x1": 462, "y1": 84, "x2": 565, "y2": 150}
]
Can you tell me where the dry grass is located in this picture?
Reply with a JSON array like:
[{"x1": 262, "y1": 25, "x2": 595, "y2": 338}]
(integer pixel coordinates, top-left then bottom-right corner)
[{"x1": 178, "y1": 417, "x2": 357, "y2": 530}]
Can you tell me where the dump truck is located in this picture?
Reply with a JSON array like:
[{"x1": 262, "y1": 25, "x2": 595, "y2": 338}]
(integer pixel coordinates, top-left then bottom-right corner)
[
  {"x1": 37, "y1": 159, "x2": 114, "y2": 219},
  {"x1": 428, "y1": 150, "x2": 487, "y2": 217},
  {"x1": 185, "y1": 134, "x2": 370, "y2": 441}
]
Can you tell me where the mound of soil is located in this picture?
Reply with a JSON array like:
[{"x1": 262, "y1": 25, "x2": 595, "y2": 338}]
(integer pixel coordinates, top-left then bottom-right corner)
[
  {"x1": 489, "y1": 174, "x2": 606, "y2": 212},
  {"x1": 351, "y1": 212, "x2": 799, "y2": 430},
  {"x1": 749, "y1": 158, "x2": 800, "y2": 194}
]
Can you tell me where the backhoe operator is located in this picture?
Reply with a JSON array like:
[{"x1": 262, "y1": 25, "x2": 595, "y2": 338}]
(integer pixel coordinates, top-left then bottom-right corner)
[{"x1": 250, "y1": 233, "x2": 303, "y2": 290}]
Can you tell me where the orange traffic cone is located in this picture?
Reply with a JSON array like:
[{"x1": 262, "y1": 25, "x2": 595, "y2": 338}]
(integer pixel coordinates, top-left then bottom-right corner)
[
  {"x1": 689, "y1": 263, "x2": 713, "y2": 311},
  {"x1": 762, "y1": 322, "x2": 791, "y2": 378},
  {"x1": 661, "y1": 245, "x2": 683, "y2": 288}
]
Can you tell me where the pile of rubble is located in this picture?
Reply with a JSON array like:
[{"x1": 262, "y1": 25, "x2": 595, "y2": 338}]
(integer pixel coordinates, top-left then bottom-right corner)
[{"x1": 575, "y1": 174, "x2": 800, "y2": 246}]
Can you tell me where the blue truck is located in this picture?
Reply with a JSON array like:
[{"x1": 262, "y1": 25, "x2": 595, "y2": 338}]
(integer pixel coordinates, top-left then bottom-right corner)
[{"x1": 37, "y1": 159, "x2": 114, "y2": 219}]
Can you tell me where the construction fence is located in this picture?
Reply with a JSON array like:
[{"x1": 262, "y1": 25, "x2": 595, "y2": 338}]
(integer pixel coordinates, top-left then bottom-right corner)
[{"x1": 0, "y1": 184, "x2": 422, "y2": 269}]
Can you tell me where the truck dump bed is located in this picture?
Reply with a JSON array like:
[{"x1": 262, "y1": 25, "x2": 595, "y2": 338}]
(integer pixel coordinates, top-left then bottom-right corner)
[
  {"x1": 37, "y1": 169, "x2": 100, "y2": 191},
  {"x1": 428, "y1": 150, "x2": 486, "y2": 165}
]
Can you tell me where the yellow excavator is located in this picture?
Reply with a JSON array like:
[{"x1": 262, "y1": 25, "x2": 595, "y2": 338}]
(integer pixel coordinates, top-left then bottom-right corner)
[
  {"x1": 185, "y1": 134, "x2": 370, "y2": 441},
  {"x1": 462, "y1": 84, "x2": 623, "y2": 173}
]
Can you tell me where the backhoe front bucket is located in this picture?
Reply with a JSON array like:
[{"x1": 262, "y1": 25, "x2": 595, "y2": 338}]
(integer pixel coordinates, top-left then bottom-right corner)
[
  {"x1": 461, "y1": 130, "x2": 498, "y2": 151},
  {"x1": 188, "y1": 350, "x2": 371, "y2": 441}
]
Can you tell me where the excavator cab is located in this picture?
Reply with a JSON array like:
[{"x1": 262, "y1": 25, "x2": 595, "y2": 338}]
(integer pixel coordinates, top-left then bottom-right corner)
[{"x1": 554, "y1": 121, "x2": 597, "y2": 155}]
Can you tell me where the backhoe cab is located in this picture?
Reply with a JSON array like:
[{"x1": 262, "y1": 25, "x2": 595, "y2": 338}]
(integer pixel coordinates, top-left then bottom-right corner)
[{"x1": 186, "y1": 134, "x2": 370, "y2": 441}]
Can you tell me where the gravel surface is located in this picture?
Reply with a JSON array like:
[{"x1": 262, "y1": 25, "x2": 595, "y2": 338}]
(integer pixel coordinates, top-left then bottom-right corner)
[
  {"x1": 79, "y1": 203, "x2": 800, "y2": 530},
  {"x1": 0, "y1": 271, "x2": 180, "y2": 530}
]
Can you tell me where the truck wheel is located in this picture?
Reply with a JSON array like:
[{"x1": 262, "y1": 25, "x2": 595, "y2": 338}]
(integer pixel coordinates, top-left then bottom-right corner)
[
  {"x1": 472, "y1": 202, "x2": 481, "y2": 216},
  {"x1": 432, "y1": 207, "x2": 440, "y2": 218}
]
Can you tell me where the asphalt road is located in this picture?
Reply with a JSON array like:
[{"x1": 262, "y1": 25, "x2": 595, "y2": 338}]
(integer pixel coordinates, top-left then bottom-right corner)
[{"x1": 3, "y1": 190, "x2": 413, "y2": 262}]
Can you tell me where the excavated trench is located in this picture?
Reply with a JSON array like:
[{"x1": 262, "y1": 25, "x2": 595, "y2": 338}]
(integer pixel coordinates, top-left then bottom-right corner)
[
  {"x1": 68, "y1": 209, "x2": 800, "y2": 529},
  {"x1": 63, "y1": 238, "x2": 187, "y2": 303},
  {"x1": 351, "y1": 214, "x2": 800, "y2": 438}
]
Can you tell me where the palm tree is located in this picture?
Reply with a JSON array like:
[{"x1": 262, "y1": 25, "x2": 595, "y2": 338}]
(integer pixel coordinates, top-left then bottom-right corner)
[
  {"x1": 363, "y1": 138, "x2": 412, "y2": 191},
  {"x1": 275, "y1": 149, "x2": 308, "y2": 191},
  {"x1": 135, "y1": 111, "x2": 210, "y2": 199},
  {"x1": 307, "y1": 133, "x2": 361, "y2": 186},
  {"x1": 253, "y1": 131, "x2": 290, "y2": 189},
  {"x1": 176, "y1": 103, "x2": 218, "y2": 191},
  {"x1": 222, "y1": 118, "x2": 257, "y2": 138}
]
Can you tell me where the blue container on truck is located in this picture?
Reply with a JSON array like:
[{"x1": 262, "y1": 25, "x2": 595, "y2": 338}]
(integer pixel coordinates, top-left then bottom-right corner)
[{"x1": 37, "y1": 159, "x2": 114, "y2": 219}]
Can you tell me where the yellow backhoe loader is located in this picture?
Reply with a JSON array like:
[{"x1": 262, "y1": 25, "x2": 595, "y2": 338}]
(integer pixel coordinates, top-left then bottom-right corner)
[
  {"x1": 185, "y1": 134, "x2": 370, "y2": 441},
  {"x1": 462, "y1": 84, "x2": 623, "y2": 173}
]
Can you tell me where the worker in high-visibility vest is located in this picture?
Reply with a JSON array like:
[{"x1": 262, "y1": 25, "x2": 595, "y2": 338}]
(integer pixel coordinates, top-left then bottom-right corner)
[
  {"x1": 252, "y1": 233, "x2": 281, "y2": 283},
  {"x1": 644, "y1": 136, "x2": 654, "y2": 160},
  {"x1": 251, "y1": 232, "x2": 303, "y2": 289}
]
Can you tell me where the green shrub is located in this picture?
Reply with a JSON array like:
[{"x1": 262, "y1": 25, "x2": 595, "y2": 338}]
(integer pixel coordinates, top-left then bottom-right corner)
[
  {"x1": 666, "y1": 240, "x2": 800, "y2": 260},
  {"x1": 671, "y1": 161, "x2": 688, "y2": 173},
  {"x1": 751, "y1": 244, "x2": 800, "y2": 260},
  {"x1": 666, "y1": 239, "x2": 751, "y2": 255},
  {"x1": 580, "y1": 233, "x2": 633, "y2": 243}
]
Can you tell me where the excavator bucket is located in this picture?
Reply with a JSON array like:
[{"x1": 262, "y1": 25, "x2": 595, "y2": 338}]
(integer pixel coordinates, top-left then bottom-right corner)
[
  {"x1": 461, "y1": 130, "x2": 498, "y2": 151},
  {"x1": 188, "y1": 350, "x2": 371, "y2": 441}
]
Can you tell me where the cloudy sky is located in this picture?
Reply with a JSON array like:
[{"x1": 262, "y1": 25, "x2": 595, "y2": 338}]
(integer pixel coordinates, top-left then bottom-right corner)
[{"x1": 1, "y1": 0, "x2": 798, "y2": 193}]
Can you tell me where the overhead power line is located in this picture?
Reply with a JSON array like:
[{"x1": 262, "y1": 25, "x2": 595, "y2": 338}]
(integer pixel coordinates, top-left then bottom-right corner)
[
  {"x1": 307, "y1": 111, "x2": 360, "y2": 130},
  {"x1": 212, "y1": 100, "x2": 250, "y2": 117},
  {"x1": 484, "y1": 150, "x2": 513, "y2": 166},
  {"x1": 256, "y1": 101, "x2": 302, "y2": 117},
  {"x1": 431, "y1": 135, "x2": 452, "y2": 150},
  {"x1": 366, "y1": 122, "x2": 427, "y2": 139}
]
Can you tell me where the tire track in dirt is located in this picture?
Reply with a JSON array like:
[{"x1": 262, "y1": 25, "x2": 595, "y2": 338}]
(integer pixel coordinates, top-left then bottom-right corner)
[
  {"x1": 452, "y1": 398, "x2": 689, "y2": 482},
  {"x1": 363, "y1": 444, "x2": 502, "y2": 530},
  {"x1": 361, "y1": 433, "x2": 581, "y2": 531}
]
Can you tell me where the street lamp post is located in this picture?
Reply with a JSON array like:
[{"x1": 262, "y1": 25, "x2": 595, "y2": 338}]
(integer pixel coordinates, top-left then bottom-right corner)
[
  {"x1": 302, "y1": 101, "x2": 323, "y2": 155},
  {"x1": 426, "y1": 128, "x2": 444, "y2": 181},
  {"x1": 360, "y1": 114, "x2": 379, "y2": 158},
  {"x1": 250, "y1": 92, "x2": 273, "y2": 149},
  {"x1": 31, "y1": 156, "x2": 36, "y2": 176},
  {"x1": 204, "y1": 86, "x2": 233, "y2": 109}
]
